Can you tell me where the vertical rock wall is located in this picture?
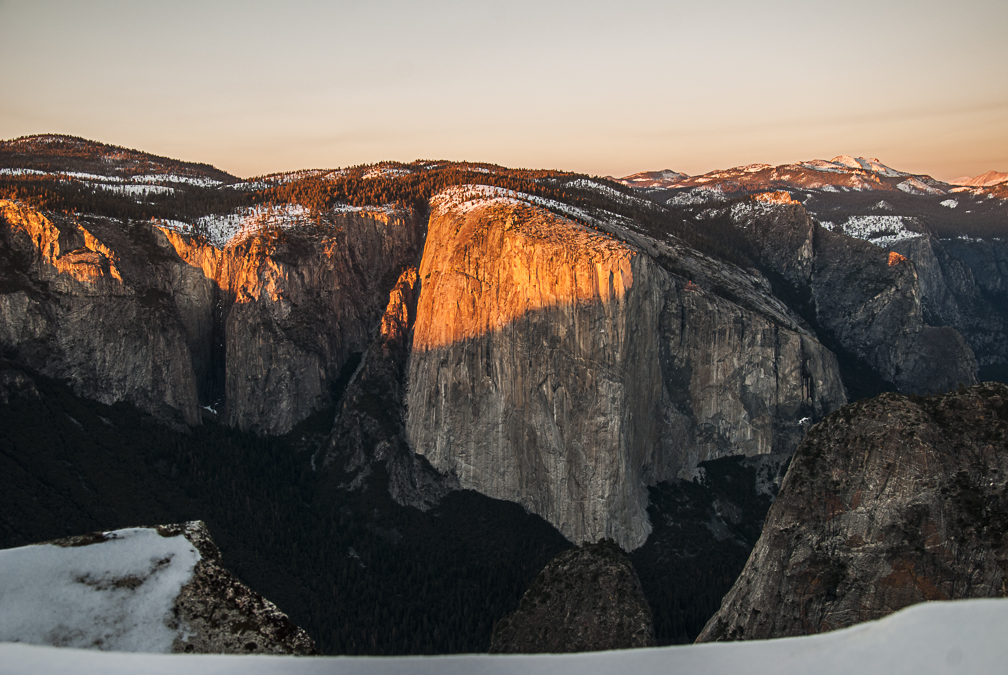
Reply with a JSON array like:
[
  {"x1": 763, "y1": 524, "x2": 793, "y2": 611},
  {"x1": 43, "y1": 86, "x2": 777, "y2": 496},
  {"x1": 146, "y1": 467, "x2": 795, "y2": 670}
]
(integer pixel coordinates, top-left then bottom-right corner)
[
  {"x1": 406, "y1": 191, "x2": 846, "y2": 549},
  {"x1": 0, "y1": 200, "x2": 422, "y2": 434}
]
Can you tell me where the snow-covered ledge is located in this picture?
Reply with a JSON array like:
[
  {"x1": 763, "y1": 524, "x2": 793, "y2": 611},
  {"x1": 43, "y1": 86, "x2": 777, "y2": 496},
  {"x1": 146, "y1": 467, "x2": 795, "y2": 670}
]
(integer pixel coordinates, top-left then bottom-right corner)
[{"x1": 0, "y1": 522, "x2": 315, "y2": 655}]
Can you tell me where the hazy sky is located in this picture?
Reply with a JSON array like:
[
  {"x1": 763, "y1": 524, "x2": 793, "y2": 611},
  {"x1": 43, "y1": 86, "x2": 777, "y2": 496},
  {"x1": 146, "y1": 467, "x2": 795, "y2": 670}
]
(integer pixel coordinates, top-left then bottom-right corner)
[{"x1": 2, "y1": 0, "x2": 1006, "y2": 180}]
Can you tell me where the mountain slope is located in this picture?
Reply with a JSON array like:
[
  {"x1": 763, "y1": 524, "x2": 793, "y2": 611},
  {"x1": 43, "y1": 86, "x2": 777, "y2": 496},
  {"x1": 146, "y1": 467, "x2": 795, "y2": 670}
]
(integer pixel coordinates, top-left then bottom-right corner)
[{"x1": 698, "y1": 382, "x2": 1008, "y2": 642}]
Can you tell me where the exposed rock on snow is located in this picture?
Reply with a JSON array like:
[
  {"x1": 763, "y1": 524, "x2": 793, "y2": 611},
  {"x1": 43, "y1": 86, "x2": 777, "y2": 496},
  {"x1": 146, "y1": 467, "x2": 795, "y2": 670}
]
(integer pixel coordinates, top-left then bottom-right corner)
[{"x1": 0, "y1": 522, "x2": 317, "y2": 654}]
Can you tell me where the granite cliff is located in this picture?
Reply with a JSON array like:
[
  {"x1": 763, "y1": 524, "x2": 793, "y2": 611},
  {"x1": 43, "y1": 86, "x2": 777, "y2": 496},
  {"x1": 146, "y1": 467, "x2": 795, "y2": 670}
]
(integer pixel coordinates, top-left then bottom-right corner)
[
  {"x1": 697, "y1": 382, "x2": 1008, "y2": 642},
  {"x1": 405, "y1": 188, "x2": 845, "y2": 549},
  {"x1": 0, "y1": 199, "x2": 421, "y2": 434},
  {"x1": 724, "y1": 201, "x2": 978, "y2": 397}
]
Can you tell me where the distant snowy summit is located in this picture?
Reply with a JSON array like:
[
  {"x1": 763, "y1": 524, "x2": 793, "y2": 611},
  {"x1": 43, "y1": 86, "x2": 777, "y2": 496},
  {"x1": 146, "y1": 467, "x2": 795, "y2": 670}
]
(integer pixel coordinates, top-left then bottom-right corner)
[
  {"x1": 612, "y1": 169, "x2": 688, "y2": 190},
  {"x1": 0, "y1": 522, "x2": 317, "y2": 655},
  {"x1": 617, "y1": 156, "x2": 1007, "y2": 196},
  {"x1": 951, "y1": 169, "x2": 1008, "y2": 187}
]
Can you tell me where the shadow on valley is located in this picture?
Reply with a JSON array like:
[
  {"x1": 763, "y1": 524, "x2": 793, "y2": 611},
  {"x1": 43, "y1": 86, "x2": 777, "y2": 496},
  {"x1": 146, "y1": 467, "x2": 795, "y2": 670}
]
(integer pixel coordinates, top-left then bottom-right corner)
[
  {"x1": 0, "y1": 358, "x2": 786, "y2": 652},
  {"x1": 0, "y1": 361, "x2": 569, "y2": 655}
]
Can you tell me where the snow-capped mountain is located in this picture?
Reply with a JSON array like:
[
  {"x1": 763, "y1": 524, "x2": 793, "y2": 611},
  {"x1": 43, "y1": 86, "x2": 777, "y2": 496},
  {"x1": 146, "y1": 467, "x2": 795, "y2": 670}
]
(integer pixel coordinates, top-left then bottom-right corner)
[
  {"x1": 612, "y1": 169, "x2": 688, "y2": 190},
  {"x1": 627, "y1": 155, "x2": 956, "y2": 199},
  {"x1": 951, "y1": 169, "x2": 1008, "y2": 187}
]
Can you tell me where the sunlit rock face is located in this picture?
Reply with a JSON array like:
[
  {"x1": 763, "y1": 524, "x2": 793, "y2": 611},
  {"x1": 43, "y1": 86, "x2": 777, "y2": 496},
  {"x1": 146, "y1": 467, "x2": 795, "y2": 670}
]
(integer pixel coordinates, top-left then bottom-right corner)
[
  {"x1": 406, "y1": 189, "x2": 846, "y2": 549},
  {"x1": 0, "y1": 200, "x2": 204, "y2": 425},
  {"x1": 0, "y1": 199, "x2": 422, "y2": 434}
]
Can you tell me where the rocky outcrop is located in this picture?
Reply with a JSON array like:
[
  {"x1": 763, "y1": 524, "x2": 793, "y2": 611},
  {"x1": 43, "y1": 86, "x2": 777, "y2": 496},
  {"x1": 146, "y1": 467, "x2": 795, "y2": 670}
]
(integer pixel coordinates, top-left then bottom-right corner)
[
  {"x1": 0, "y1": 200, "x2": 206, "y2": 425},
  {"x1": 488, "y1": 540, "x2": 655, "y2": 653},
  {"x1": 0, "y1": 199, "x2": 422, "y2": 434},
  {"x1": 157, "y1": 521, "x2": 318, "y2": 654},
  {"x1": 173, "y1": 208, "x2": 421, "y2": 434},
  {"x1": 406, "y1": 189, "x2": 845, "y2": 549},
  {"x1": 697, "y1": 382, "x2": 1008, "y2": 642},
  {"x1": 892, "y1": 236, "x2": 1008, "y2": 382}
]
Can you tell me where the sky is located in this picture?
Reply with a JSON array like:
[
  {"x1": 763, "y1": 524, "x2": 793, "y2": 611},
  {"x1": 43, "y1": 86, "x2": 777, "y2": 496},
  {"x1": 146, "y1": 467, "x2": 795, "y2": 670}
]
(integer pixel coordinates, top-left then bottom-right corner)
[{"x1": 1, "y1": 0, "x2": 1006, "y2": 180}]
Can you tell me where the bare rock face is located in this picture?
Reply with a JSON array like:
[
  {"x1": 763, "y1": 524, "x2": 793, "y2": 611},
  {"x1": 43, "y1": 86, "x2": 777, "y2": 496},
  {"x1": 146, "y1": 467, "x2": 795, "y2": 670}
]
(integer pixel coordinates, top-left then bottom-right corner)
[
  {"x1": 0, "y1": 199, "x2": 422, "y2": 434},
  {"x1": 893, "y1": 235, "x2": 1008, "y2": 383},
  {"x1": 406, "y1": 190, "x2": 845, "y2": 549},
  {"x1": 0, "y1": 200, "x2": 205, "y2": 426},
  {"x1": 726, "y1": 201, "x2": 978, "y2": 396},
  {"x1": 697, "y1": 382, "x2": 1008, "y2": 642},
  {"x1": 488, "y1": 540, "x2": 655, "y2": 653}
]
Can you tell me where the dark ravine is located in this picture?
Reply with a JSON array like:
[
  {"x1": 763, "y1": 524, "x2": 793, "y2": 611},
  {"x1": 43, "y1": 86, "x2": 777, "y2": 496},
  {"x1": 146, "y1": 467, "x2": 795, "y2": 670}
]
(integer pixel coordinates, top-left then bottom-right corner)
[
  {"x1": 489, "y1": 540, "x2": 655, "y2": 653},
  {"x1": 697, "y1": 382, "x2": 1008, "y2": 642}
]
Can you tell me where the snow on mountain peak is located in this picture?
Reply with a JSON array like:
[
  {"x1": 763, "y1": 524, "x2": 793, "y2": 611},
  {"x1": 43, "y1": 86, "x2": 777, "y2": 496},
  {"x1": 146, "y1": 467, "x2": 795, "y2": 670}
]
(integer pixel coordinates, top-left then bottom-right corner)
[
  {"x1": 830, "y1": 155, "x2": 863, "y2": 169},
  {"x1": 828, "y1": 156, "x2": 904, "y2": 177},
  {"x1": 615, "y1": 170, "x2": 689, "y2": 189},
  {"x1": 951, "y1": 170, "x2": 1008, "y2": 187}
]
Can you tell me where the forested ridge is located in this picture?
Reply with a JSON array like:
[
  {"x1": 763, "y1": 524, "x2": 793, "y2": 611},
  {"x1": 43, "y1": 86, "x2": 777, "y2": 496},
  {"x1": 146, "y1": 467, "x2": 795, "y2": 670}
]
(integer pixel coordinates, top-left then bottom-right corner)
[{"x1": 1, "y1": 134, "x2": 759, "y2": 270}]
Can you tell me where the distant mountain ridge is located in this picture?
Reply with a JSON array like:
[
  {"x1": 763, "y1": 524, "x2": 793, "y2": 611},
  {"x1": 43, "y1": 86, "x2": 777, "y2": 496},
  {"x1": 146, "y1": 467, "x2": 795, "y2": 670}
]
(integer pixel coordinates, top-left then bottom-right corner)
[
  {"x1": 0, "y1": 134, "x2": 237, "y2": 184},
  {"x1": 618, "y1": 157, "x2": 1007, "y2": 194},
  {"x1": 951, "y1": 169, "x2": 1008, "y2": 187},
  {"x1": 616, "y1": 155, "x2": 962, "y2": 195}
]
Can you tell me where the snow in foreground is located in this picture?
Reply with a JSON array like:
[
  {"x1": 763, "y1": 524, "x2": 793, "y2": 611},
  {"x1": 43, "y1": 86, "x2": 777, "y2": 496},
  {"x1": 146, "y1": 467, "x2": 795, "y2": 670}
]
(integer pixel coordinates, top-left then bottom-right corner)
[
  {"x1": 0, "y1": 528, "x2": 200, "y2": 652},
  {"x1": 1, "y1": 598, "x2": 1004, "y2": 675}
]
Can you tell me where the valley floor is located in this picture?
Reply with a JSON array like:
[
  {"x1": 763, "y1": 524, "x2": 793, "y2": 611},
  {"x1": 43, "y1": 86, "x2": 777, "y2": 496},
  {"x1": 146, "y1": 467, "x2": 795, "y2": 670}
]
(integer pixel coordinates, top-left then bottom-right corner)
[{"x1": 1, "y1": 598, "x2": 1003, "y2": 675}]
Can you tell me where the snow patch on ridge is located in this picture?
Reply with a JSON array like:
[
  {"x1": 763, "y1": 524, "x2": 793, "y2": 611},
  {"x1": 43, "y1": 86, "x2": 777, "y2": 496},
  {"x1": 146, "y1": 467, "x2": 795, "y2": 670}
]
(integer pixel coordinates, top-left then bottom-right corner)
[
  {"x1": 156, "y1": 203, "x2": 396, "y2": 248},
  {"x1": 432, "y1": 184, "x2": 593, "y2": 223},
  {"x1": 839, "y1": 215, "x2": 923, "y2": 247},
  {"x1": 0, "y1": 528, "x2": 201, "y2": 653},
  {"x1": 667, "y1": 186, "x2": 727, "y2": 206},
  {"x1": 897, "y1": 177, "x2": 944, "y2": 195}
]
